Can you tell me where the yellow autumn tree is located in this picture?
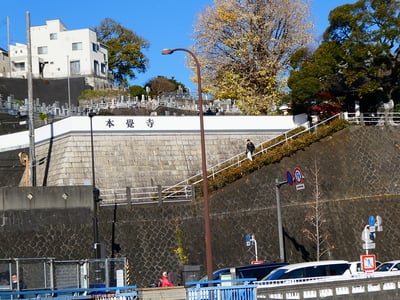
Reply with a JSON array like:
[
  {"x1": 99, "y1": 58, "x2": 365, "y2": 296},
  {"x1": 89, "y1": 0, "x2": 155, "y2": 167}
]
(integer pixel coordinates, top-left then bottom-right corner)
[{"x1": 192, "y1": 0, "x2": 313, "y2": 114}]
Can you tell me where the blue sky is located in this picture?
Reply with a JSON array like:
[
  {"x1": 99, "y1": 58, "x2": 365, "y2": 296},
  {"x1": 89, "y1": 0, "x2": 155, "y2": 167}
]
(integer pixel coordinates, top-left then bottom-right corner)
[{"x1": 0, "y1": 0, "x2": 356, "y2": 94}]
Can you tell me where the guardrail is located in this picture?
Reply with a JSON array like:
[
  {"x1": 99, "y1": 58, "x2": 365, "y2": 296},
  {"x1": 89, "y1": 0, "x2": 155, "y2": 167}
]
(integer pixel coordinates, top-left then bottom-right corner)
[
  {"x1": 100, "y1": 185, "x2": 194, "y2": 206},
  {"x1": 343, "y1": 111, "x2": 400, "y2": 125},
  {"x1": 256, "y1": 273, "x2": 400, "y2": 299},
  {"x1": 187, "y1": 278, "x2": 257, "y2": 300},
  {"x1": 0, "y1": 285, "x2": 138, "y2": 299}
]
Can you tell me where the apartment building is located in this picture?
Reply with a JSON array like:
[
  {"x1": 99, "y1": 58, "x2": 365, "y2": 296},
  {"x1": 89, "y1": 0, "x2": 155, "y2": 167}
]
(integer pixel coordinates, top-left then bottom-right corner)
[{"x1": 7, "y1": 19, "x2": 110, "y2": 89}]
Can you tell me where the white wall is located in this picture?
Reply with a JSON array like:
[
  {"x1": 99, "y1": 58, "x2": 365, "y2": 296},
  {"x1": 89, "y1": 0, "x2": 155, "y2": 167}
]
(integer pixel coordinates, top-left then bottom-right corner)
[{"x1": 0, "y1": 114, "x2": 307, "y2": 152}]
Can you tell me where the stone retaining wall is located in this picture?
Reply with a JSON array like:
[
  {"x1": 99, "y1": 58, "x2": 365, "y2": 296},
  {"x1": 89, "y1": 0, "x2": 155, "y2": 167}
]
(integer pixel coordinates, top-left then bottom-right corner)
[
  {"x1": 0, "y1": 125, "x2": 400, "y2": 289},
  {"x1": 32, "y1": 131, "x2": 282, "y2": 189}
]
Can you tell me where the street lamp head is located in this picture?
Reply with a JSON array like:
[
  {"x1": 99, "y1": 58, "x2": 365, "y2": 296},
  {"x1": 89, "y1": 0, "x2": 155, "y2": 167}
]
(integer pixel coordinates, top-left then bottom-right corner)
[{"x1": 161, "y1": 48, "x2": 174, "y2": 55}]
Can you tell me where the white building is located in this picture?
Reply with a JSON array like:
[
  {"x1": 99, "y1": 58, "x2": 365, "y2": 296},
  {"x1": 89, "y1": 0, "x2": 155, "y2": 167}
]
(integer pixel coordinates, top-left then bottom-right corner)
[
  {"x1": 8, "y1": 19, "x2": 110, "y2": 89},
  {"x1": 0, "y1": 47, "x2": 10, "y2": 77}
]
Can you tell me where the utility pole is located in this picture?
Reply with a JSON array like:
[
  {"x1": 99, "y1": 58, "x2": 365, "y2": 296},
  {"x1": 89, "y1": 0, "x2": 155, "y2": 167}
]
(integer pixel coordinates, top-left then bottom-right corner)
[
  {"x1": 27, "y1": 11, "x2": 36, "y2": 186},
  {"x1": 275, "y1": 178, "x2": 288, "y2": 262}
]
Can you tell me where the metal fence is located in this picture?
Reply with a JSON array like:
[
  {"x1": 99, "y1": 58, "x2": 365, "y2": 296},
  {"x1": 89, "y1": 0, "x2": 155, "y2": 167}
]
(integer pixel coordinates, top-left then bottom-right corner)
[
  {"x1": 186, "y1": 279, "x2": 257, "y2": 300},
  {"x1": 0, "y1": 286, "x2": 138, "y2": 299},
  {"x1": 0, "y1": 257, "x2": 129, "y2": 294},
  {"x1": 100, "y1": 184, "x2": 194, "y2": 207},
  {"x1": 343, "y1": 111, "x2": 400, "y2": 125}
]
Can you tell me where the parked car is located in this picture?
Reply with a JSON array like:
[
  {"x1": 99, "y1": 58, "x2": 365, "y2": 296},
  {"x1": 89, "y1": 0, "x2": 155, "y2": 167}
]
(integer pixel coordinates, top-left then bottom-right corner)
[
  {"x1": 349, "y1": 260, "x2": 381, "y2": 275},
  {"x1": 375, "y1": 260, "x2": 400, "y2": 272},
  {"x1": 194, "y1": 262, "x2": 287, "y2": 286},
  {"x1": 234, "y1": 262, "x2": 288, "y2": 281},
  {"x1": 256, "y1": 260, "x2": 351, "y2": 287}
]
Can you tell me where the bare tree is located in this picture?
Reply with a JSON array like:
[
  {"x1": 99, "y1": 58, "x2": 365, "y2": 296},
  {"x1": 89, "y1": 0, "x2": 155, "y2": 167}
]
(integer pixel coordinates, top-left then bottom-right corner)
[
  {"x1": 192, "y1": 0, "x2": 313, "y2": 114},
  {"x1": 302, "y1": 158, "x2": 333, "y2": 260}
]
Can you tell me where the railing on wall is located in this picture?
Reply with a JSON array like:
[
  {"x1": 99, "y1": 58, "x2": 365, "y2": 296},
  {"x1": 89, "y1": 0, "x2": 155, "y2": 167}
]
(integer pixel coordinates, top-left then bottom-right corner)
[
  {"x1": 343, "y1": 111, "x2": 400, "y2": 125},
  {"x1": 256, "y1": 273, "x2": 400, "y2": 299},
  {"x1": 100, "y1": 184, "x2": 194, "y2": 206}
]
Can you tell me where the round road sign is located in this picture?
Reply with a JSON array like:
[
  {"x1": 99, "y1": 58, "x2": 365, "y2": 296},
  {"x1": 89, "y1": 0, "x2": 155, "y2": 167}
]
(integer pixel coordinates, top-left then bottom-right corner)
[{"x1": 294, "y1": 167, "x2": 303, "y2": 183}]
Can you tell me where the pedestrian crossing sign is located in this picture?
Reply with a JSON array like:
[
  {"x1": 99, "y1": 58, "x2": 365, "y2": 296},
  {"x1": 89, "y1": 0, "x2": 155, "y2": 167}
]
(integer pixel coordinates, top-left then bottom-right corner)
[{"x1": 361, "y1": 254, "x2": 376, "y2": 271}]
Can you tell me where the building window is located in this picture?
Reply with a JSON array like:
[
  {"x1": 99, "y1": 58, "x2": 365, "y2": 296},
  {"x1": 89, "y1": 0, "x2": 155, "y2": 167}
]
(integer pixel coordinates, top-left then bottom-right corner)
[
  {"x1": 101, "y1": 63, "x2": 106, "y2": 74},
  {"x1": 14, "y1": 62, "x2": 25, "y2": 71},
  {"x1": 38, "y1": 46, "x2": 48, "y2": 55},
  {"x1": 92, "y1": 43, "x2": 99, "y2": 52},
  {"x1": 50, "y1": 33, "x2": 57, "y2": 40},
  {"x1": 72, "y1": 42, "x2": 83, "y2": 51},
  {"x1": 70, "y1": 60, "x2": 80, "y2": 75},
  {"x1": 94, "y1": 60, "x2": 99, "y2": 75}
]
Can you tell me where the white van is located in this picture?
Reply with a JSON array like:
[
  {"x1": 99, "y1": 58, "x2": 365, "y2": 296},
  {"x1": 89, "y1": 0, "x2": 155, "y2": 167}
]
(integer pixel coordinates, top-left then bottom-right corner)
[{"x1": 256, "y1": 260, "x2": 351, "y2": 287}]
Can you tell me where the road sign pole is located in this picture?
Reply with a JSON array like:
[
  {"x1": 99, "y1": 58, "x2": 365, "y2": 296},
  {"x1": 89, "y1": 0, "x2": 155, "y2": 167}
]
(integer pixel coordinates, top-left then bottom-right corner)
[{"x1": 275, "y1": 178, "x2": 287, "y2": 262}]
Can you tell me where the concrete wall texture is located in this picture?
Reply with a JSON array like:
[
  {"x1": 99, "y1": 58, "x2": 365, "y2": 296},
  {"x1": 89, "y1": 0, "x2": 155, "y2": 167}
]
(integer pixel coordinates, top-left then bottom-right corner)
[{"x1": 0, "y1": 125, "x2": 400, "y2": 288}]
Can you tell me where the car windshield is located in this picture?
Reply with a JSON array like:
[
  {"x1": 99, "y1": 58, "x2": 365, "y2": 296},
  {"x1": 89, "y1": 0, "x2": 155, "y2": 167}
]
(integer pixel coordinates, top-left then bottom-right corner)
[
  {"x1": 261, "y1": 268, "x2": 288, "y2": 280},
  {"x1": 376, "y1": 263, "x2": 394, "y2": 272}
]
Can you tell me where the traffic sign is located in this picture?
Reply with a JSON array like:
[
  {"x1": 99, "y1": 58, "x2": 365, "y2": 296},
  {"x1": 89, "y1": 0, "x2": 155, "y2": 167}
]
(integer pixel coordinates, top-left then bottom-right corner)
[
  {"x1": 362, "y1": 242, "x2": 376, "y2": 250},
  {"x1": 361, "y1": 254, "x2": 376, "y2": 271},
  {"x1": 293, "y1": 167, "x2": 304, "y2": 183},
  {"x1": 287, "y1": 171, "x2": 294, "y2": 185}
]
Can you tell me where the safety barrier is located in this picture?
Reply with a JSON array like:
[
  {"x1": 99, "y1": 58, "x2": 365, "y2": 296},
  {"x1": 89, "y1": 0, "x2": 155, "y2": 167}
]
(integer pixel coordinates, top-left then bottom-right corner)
[
  {"x1": 256, "y1": 273, "x2": 400, "y2": 299},
  {"x1": 186, "y1": 279, "x2": 257, "y2": 300},
  {"x1": 0, "y1": 285, "x2": 137, "y2": 299}
]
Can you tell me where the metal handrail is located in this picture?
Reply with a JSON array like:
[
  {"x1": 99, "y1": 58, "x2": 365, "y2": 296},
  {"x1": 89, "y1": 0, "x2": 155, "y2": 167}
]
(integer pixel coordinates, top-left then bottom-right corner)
[
  {"x1": 169, "y1": 113, "x2": 340, "y2": 188},
  {"x1": 100, "y1": 184, "x2": 194, "y2": 206},
  {"x1": 343, "y1": 111, "x2": 400, "y2": 125}
]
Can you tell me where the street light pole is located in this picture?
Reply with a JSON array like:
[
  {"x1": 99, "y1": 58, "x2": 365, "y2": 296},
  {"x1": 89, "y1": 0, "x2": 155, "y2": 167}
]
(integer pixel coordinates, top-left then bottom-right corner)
[
  {"x1": 89, "y1": 112, "x2": 100, "y2": 259},
  {"x1": 275, "y1": 178, "x2": 288, "y2": 262},
  {"x1": 162, "y1": 48, "x2": 213, "y2": 281}
]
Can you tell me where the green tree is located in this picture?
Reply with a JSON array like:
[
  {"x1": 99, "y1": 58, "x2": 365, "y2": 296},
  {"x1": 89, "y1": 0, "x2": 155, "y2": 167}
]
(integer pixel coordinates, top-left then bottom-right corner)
[
  {"x1": 288, "y1": 42, "x2": 345, "y2": 113},
  {"x1": 145, "y1": 76, "x2": 186, "y2": 96},
  {"x1": 128, "y1": 85, "x2": 146, "y2": 99},
  {"x1": 193, "y1": 0, "x2": 313, "y2": 115},
  {"x1": 94, "y1": 18, "x2": 150, "y2": 87},
  {"x1": 289, "y1": 0, "x2": 400, "y2": 113}
]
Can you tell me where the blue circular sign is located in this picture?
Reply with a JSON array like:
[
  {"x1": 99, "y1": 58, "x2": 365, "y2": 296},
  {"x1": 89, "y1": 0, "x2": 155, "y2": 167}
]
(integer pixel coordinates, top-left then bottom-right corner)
[
  {"x1": 287, "y1": 171, "x2": 294, "y2": 185},
  {"x1": 369, "y1": 216, "x2": 375, "y2": 226}
]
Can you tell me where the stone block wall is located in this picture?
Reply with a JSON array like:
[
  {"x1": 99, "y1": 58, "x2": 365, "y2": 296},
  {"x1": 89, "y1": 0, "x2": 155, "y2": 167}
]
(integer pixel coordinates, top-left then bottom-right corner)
[
  {"x1": 32, "y1": 131, "x2": 281, "y2": 189},
  {"x1": 1, "y1": 125, "x2": 400, "y2": 288}
]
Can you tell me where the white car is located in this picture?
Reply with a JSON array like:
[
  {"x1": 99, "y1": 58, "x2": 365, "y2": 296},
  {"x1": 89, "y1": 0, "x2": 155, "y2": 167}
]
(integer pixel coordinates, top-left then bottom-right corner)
[
  {"x1": 375, "y1": 260, "x2": 400, "y2": 272},
  {"x1": 256, "y1": 260, "x2": 351, "y2": 287},
  {"x1": 349, "y1": 260, "x2": 381, "y2": 275}
]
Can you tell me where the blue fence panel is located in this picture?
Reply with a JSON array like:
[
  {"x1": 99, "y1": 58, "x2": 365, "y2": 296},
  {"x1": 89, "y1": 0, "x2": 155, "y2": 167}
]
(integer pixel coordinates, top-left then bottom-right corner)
[
  {"x1": 0, "y1": 285, "x2": 137, "y2": 299},
  {"x1": 186, "y1": 279, "x2": 257, "y2": 300}
]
